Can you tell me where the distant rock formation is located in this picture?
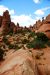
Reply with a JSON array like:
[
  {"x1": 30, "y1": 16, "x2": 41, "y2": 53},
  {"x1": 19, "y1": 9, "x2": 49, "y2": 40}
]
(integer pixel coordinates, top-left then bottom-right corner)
[
  {"x1": 0, "y1": 10, "x2": 50, "y2": 38},
  {"x1": 0, "y1": 10, "x2": 25, "y2": 35},
  {"x1": 0, "y1": 10, "x2": 11, "y2": 35},
  {"x1": 33, "y1": 20, "x2": 42, "y2": 30}
]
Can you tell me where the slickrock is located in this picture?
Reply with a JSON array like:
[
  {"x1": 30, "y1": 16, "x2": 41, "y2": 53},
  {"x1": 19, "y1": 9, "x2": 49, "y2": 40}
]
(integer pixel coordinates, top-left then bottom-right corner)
[
  {"x1": 1, "y1": 47, "x2": 50, "y2": 75},
  {"x1": 31, "y1": 47, "x2": 50, "y2": 75},
  {"x1": 0, "y1": 49, "x2": 38, "y2": 75}
]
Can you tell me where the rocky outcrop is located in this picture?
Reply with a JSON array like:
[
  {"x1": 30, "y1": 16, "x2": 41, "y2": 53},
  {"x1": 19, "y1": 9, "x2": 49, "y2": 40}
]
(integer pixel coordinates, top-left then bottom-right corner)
[
  {"x1": 0, "y1": 10, "x2": 24, "y2": 35},
  {"x1": 0, "y1": 49, "x2": 38, "y2": 75},
  {"x1": 0, "y1": 10, "x2": 31, "y2": 35},
  {"x1": 34, "y1": 14, "x2": 50, "y2": 39},
  {"x1": 0, "y1": 16, "x2": 2, "y2": 27},
  {"x1": 0, "y1": 10, "x2": 11, "y2": 35},
  {"x1": 33, "y1": 20, "x2": 42, "y2": 30},
  {"x1": 2, "y1": 10, "x2": 11, "y2": 28},
  {"x1": 0, "y1": 10, "x2": 50, "y2": 36},
  {"x1": 36, "y1": 24, "x2": 50, "y2": 38}
]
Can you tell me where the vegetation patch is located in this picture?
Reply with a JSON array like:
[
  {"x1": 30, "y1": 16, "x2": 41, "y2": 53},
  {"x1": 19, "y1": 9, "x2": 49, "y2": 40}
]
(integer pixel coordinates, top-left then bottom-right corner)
[
  {"x1": 0, "y1": 48, "x2": 5, "y2": 61},
  {"x1": 22, "y1": 39, "x2": 29, "y2": 44},
  {"x1": 27, "y1": 32, "x2": 49, "y2": 49}
]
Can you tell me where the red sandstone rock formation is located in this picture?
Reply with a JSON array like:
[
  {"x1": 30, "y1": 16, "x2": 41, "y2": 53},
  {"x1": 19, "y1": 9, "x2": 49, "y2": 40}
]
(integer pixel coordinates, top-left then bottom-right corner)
[
  {"x1": 2, "y1": 10, "x2": 11, "y2": 28},
  {"x1": 0, "y1": 16, "x2": 2, "y2": 27},
  {"x1": 0, "y1": 10, "x2": 11, "y2": 35},
  {"x1": 33, "y1": 20, "x2": 42, "y2": 30},
  {"x1": 0, "y1": 10, "x2": 29, "y2": 35},
  {"x1": 35, "y1": 14, "x2": 50, "y2": 39},
  {"x1": 0, "y1": 10, "x2": 50, "y2": 38}
]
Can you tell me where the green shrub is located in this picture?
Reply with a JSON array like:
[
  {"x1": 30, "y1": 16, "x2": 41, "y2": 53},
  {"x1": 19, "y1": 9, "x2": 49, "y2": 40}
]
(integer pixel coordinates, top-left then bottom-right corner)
[
  {"x1": 3, "y1": 36, "x2": 10, "y2": 45},
  {"x1": 36, "y1": 32, "x2": 48, "y2": 42},
  {"x1": 8, "y1": 44, "x2": 14, "y2": 49},
  {"x1": 8, "y1": 44, "x2": 20, "y2": 50},
  {"x1": 14, "y1": 45, "x2": 21, "y2": 50},
  {"x1": 22, "y1": 39, "x2": 29, "y2": 44},
  {"x1": 27, "y1": 32, "x2": 48, "y2": 49},
  {"x1": 8, "y1": 29, "x2": 13, "y2": 35},
  {"x1": 28, "y1": 32, "x2": 36, "y2": 38},
  {"x1": 0, "y1": 48, "x2": 5, "y2": 61},
  {"x1": 27, "y1": 39, "x2": 46, "y2": 49}
]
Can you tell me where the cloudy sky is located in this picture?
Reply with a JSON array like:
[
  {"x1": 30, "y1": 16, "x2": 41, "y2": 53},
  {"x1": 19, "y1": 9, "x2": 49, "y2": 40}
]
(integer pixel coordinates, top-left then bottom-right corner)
[{"x1": 0, "y1": 0, "x2": 50, "y2": 27}]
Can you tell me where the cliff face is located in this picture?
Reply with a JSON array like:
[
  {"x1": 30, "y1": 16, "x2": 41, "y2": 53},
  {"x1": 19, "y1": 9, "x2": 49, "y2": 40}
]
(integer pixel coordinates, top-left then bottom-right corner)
[{"x1": 33, "y1": 14, "x2": 50, "y2": 39}]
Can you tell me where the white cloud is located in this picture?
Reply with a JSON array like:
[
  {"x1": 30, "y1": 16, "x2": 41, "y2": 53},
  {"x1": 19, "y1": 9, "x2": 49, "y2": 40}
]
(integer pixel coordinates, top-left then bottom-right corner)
[
  {"x1": 34, "y1": 10, "x2": 44, "y2": 15},
  {"x1": 33, "y1": 0, "x2": 40, "y2": 3},
  {"x1": 11, "y1": 15, "x2": 36, "y2": 27},
  {"x1": 0, "y1": 5, "x2": 50, "y2": 27},
  {"x1": 0, "y1": 5, "x2": 36, "y2": 27},
  {"x1": 0, "y1": 5, "x2": 15, "y2": 15},
  {"x1": 34, "y1": 6, "x2": 50, "y2": 16},
  {"x1": 35, "y1": 16, "x2": 41, "y2": 20}
]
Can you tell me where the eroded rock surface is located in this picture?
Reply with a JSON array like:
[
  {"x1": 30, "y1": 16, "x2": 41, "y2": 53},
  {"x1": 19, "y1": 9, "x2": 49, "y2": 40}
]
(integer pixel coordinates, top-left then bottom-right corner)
[{"x1": 0, "y1": 49, "x2": 38, "y2": 75}]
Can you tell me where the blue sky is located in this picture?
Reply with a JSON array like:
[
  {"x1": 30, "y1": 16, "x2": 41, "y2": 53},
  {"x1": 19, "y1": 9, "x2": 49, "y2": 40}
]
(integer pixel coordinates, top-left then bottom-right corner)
[{"x1": 0, "y1": 0, "x2": 50, "y2": 27}]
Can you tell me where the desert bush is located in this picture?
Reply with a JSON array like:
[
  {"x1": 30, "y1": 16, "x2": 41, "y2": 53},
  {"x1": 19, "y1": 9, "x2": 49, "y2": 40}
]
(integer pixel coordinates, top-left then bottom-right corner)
[
  {"x1": 36, "y1": 32, "x2": 48, "y2": 42},
  {"x1": 27, "y1": 32, "x2": 48, "y2": 49},
  {"x1": 8, "y1": 44, "x2": 20, "y2": 50},
  {"x1": 14, "y1": 45, "x2": 21, "y2": 50},
  {"x1": 28, "y1": 32, "x2": 36, "y2": 38},
  {"x1": 8, "y1": 30, "x2": 13, "y2": 36},
  {"x1": 8, "y1": 44, "x2": 14, "y2": 49},
  {"x1": 0, "y1": 48, "x2": 5, "y2": 61},
  {"x1": 27, "y1": 39, "x2": 46, "y2": 49},
  {"x1": 3, "y1": 36, "x2": 10, "y2": 45},
  {"x1": 22, "y1": 39, "x2": 29, "y2": 44}
]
